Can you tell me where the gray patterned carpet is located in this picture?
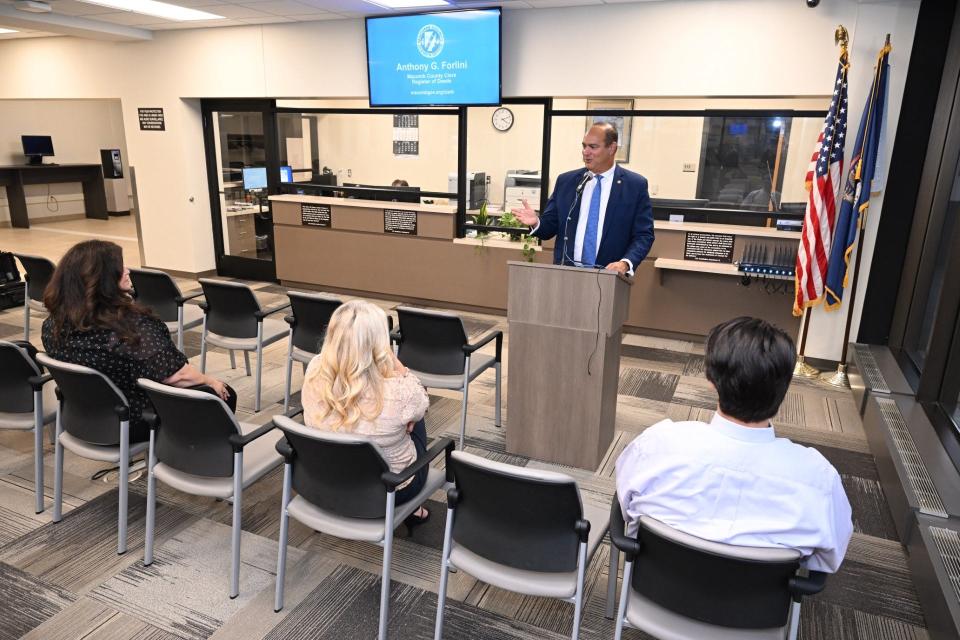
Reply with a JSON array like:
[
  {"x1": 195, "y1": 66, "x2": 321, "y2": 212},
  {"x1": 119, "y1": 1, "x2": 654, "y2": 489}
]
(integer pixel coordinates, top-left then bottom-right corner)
[{"x1": 0, "y1": 274, "x2": 930, "y2": 640}]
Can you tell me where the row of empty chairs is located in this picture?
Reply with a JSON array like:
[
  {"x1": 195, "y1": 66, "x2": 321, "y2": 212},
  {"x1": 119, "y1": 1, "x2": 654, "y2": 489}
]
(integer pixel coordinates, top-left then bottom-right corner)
[{"x1": 11, "y1": 256, "x2": 502, "y2": 441}]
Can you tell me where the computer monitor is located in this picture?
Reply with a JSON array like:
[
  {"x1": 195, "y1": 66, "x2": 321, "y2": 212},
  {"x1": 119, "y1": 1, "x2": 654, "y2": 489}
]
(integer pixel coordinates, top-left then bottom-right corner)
[
  {"x1": 242, "y1": 166, "x2": 268, "y2": 191},
  {"x1": 22, "y1": 135, "x2": 54, "y2": 165},
  {"x1": 280, "y1": 166, "x2": 293, "y2": 183}
]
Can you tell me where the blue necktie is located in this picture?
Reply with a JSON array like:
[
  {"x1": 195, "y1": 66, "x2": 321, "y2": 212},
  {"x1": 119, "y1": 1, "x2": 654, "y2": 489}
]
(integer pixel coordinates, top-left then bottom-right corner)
[{"x1": 581, "y1": 174, "x2": 602, "y2": 266}]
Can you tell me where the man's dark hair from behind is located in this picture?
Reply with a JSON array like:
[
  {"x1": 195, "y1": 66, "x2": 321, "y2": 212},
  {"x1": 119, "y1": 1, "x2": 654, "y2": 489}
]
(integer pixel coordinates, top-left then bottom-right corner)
[{"x1": 704, "y1": 316, "x2": 796, "y2": 423}]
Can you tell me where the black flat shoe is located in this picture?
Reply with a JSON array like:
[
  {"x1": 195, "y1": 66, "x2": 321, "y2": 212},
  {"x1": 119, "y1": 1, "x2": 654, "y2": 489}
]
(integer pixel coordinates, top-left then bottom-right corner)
[{"x1": 404, "y1": 508, "x2": 430, "y2": 534}]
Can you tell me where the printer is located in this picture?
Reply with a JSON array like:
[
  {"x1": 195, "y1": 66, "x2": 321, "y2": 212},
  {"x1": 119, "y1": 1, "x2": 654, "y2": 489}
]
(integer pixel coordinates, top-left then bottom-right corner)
[
  {"x1": 448, "y1": 172, "x2": 488, "y2": 210},
  {"x1": 503, "y1": 170, "x2": 541, "y2": 212}
]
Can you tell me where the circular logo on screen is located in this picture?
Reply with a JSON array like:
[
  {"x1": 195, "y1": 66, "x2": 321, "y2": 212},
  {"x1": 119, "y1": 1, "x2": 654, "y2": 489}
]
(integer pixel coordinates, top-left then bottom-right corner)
[{"x1": 416, "y1": 24, "x2": 444, "y2": 58}]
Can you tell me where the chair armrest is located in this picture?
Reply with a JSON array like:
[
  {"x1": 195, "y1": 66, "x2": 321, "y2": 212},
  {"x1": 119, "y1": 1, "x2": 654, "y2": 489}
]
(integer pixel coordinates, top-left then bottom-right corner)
[
  {"x1": 27, "y1": 373, "x2": 53, "y2": 391},
  {"x1": 228, "y1": 422, "x2": 276, "y2": 452},
  {"x1": 575, "y1": 518, "x2": 591, "y2": 544},
  {"x1": 608, "y1": 495, "x2": 642, "y2": 560},
  {"x1": 390, "y1": 329, "x2": 402, "y2": 345},
  {"x1": 141, "y1": 410, "x2": 160, "y2": 431},
  {"x1": 382, "y1": 436, "x2": 455, "y2": 490},
  {"x1": 272, "y1": 405, "x2": 305, "y2": 461},
  {"x1": 255, "y1": 302, "x2": 292, "y2": 320},
  {"x1": 789, "y1": 570, "x2": 828, "y2": 601},
  {"x1": 284, "y1": 314, "x2": 296, "y2": 328},
  {"x1": 199, "y1": 301, "x2": 208, "y2": 312},
  {"x1": 463, "y1": 330, "x2": 503, "y2": 363},
  {"x1": 446, "y1": 487, "x2": 460, "y2": 508},
  {"x1": 175, "y1": 291, "x2": 204, "y2": 305}
]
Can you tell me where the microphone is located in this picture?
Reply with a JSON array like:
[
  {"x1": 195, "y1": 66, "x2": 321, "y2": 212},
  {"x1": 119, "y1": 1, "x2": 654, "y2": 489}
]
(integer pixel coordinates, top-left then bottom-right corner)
[
  {"x1": 562, "y1": 172, "x2": 594, "y2": 267},
  {"x1": 575, "y1": 171, "x2": 593, "y2": 194}
]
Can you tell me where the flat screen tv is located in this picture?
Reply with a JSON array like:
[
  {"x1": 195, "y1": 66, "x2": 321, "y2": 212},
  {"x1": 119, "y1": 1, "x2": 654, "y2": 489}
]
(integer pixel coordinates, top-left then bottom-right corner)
[
  {"x1": 242, "y1": 166, "x2": 268, "y2": 191},
  {"x1": 365, "y1": 8, "x2": 501, "y2": 107},
  {"x1": 22, "y1": 135, "x2": 54, "y2": 165}
]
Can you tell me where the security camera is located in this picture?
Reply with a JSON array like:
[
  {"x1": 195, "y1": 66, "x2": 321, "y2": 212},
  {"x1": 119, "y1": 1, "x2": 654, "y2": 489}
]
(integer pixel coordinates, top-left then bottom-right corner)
[{"x1": 806, "y1": 0, "x2": 819, "y2": 6}]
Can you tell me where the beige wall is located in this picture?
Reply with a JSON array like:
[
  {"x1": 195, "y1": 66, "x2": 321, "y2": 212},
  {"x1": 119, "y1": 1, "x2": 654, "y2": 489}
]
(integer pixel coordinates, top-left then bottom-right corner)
[
  {"x1": 0, "y1": 0, "x2": 921, "y2": 358},
  {"x1": 0, "y1": 99, "x2": 129, "y2": 223}
]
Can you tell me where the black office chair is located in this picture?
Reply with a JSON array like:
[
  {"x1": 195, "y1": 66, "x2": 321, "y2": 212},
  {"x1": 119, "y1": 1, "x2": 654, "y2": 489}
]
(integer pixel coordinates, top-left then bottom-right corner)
[
  {"x1": 37, "y1": 353, "x2": 147, "y2": 555},
  {"x1": 13, "y1": 253, "x2": 55, "y2": 342},
  {"x1": 129, "y1": 268, "x2": 204, "y2": 351},
  {"x1": 434, "y1": 451, "x2": 609, "y2": 640},
  {"x1": 282, "y1": 291, "x2": 343, "y2": 411},
  {"x1": 393, "y1": 307, "x2": 502, "y2": 450},
  {"x1": 272, "y1": 413, "x2": 454, "y2": 640},
  {"x1": 608, "y1": 496, "x2": 827, "y2": 640},
  {"x1": 197, "y1": 279, "x2": 290, "y2": 412},
  {"x1": 138, "y1": 379, "x2": 283, "y2": 598},
  {"x1": 0, "y1": 341, "x2": 56, "y2": 514}
]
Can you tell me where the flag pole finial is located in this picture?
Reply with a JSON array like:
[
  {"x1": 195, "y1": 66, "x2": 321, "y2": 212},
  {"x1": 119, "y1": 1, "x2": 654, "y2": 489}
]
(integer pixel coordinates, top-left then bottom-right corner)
[{"x1": 835, "y1": 25, "x2": 849, "y2": 49}]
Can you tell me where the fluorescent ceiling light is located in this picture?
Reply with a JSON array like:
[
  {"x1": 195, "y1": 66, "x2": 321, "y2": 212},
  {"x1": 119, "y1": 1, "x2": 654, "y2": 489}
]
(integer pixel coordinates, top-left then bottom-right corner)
[
  {"x1": 0, "y1": 27, "x2": 19, "y2": 33},
  {"x1": 365, "y1": 0, "x2": 449, "y2": 8},
  {"x1": 76, "y1": 0, "x2": 224, "y2": 21}
]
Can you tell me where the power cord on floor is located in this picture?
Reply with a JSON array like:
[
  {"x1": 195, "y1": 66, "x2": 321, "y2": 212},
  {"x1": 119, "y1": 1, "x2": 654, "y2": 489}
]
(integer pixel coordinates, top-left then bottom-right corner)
[
  {"x1": 46, "y1": 182, "x2": 59, "y2": 213},
  {"x1": 90, "y1": 458, "x2": 146, "y2": 481}
]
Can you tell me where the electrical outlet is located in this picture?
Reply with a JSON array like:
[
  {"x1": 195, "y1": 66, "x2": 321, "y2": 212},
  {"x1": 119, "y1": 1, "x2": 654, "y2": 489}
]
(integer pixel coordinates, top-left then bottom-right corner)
[
  {"x1": 347, "y1": 168, "x2": 352, "y2": 177},
  {"x1": 650, "y1": 183, "x2": 659, "y2": 195},
  {"x1": 682, "y1": 162, "x2": 696, "y2": 172}
]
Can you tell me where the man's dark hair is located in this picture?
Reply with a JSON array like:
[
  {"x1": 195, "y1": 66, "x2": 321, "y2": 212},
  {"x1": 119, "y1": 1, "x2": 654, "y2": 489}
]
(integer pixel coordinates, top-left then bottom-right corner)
[
  {"x1": 704, "y1": 317, "x2": 796, "y2": 423},
  {"x1": 592, "y1": 121, "x2": 618, "y2": 147}
]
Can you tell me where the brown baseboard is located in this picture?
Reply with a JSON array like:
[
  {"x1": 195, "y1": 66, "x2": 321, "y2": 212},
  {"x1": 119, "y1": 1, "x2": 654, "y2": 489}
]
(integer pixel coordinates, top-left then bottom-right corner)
[{"x1": 0, "y1": 213, "x2": 86, "y2": 228}]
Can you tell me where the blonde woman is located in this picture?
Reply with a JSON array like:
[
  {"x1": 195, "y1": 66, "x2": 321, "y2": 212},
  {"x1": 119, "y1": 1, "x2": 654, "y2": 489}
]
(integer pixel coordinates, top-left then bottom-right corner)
[{"x1": 301, "y1": 300, "x2": 431, "y2": 524}]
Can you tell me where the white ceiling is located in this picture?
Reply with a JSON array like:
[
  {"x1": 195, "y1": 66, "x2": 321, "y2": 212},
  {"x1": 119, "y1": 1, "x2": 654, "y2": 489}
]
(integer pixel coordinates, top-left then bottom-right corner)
[{"x1": 0, "y1": 0, "x2": 603, "y2": 40}]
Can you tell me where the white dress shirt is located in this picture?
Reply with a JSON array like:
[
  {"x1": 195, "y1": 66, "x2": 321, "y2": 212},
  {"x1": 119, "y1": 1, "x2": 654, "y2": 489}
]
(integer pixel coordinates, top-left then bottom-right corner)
[
  {"x1": 615, "y1": 412, "x2": 853, "y2": 573},
  {"x1": 573, "y1": 163, "x2": 616, "y2": 265}
]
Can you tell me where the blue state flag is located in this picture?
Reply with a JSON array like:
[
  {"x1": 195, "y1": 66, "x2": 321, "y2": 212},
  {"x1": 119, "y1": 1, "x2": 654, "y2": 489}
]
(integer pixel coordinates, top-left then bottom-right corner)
[{"x1": 824, "y1": 40, "x2": 891, "y2": 310}]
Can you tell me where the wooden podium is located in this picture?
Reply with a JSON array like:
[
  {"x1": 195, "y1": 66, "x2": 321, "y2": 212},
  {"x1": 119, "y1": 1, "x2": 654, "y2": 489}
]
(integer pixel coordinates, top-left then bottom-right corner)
[{"x1": 505, "y1": 262, "x2": 632, "y2": 469}]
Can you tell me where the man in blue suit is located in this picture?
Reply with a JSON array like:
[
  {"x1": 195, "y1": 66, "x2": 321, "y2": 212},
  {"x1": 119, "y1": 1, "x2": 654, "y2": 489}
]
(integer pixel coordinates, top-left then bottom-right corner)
[{"x1": 512, "y1": 122, "x2": 654, "y2": 275}]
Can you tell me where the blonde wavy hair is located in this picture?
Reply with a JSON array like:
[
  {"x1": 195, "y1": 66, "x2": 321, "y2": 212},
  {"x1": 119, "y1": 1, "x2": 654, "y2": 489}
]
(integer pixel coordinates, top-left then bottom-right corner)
[{"x1": 304, "y1": 300, "x2": 394, "y2": 431}]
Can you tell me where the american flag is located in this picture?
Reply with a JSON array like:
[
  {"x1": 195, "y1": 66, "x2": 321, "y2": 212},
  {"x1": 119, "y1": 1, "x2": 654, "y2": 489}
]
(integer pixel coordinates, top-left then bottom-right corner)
[{"x1": 794, "y1": 51, "x2": 849, "y2": 316}]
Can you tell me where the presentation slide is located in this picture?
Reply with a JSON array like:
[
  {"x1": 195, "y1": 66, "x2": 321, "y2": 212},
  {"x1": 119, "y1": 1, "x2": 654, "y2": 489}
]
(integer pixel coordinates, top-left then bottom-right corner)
[{"x1": 366, "y1": 9, "x2": 501, "y2": 107}]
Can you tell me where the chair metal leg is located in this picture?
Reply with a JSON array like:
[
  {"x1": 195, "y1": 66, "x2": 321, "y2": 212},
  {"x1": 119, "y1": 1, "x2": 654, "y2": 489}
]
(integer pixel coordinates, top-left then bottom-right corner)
[
  {"x1": 787, "y1": 600, "x2": 801, "y2": 640},
  {"x1": 52, "y1": 406, "x2": 63, "y2": 522},
  {"x1": 571, "y1": 540, "x2": 588, "y2": 640},
  {"x1": 433, "y1": 506, "x2": 456, "y2": 640},
  {"x1": 605, "y1": 542, "x2": 619, "y2": 619},
  {"x1": 458, "y1": 358, "x2": 471, "y2": 451},
  {"x1": 117, "y1": 421, "x2": 130, "y2": 555},
  {"x1": 254, "y1": 323, "x2": 263, "y2": 412},
  {"x1": 274, "y1": 463, "x2": 292, "y2": 612},
  {"x1": 283, "y1": 332, "x2": 294, "y2": 412},
  {"x1": 613, "y1": 560, "x2": 634, "y2": 640},
  {"x1": 177, "y1": 306, "x2": 185, "y2": 351},
  {"x1": 230, "y1": 451, "x2": 243, "y2": 598},
  {"x1": 494, "y1": 361, "x2": 502, "y2": 427},
  {"x1": 379, "y1": 491, "x2": 397, "y2": 640},
  {"x1": 33, "y1": 389, "x2": 44, "y2": 514},
  {"x1": 145, "y1": 430, "x2": 157, "y2": 566},
  {"x1": 229, "y1": 350, "x2": 236, "y2": 370},
  {"x1": 24, "y1": 295, "x2": 30, "y2": 342},
  {"x1": 244, "y1": 350, "x2": 252, "y2": 377},
  {"x1": 200, "y1": 318, "x2": 208, "y2": 373}
]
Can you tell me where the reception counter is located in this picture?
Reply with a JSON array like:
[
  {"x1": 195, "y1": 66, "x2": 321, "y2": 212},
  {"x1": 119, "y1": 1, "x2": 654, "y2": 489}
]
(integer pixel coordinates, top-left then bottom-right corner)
[{"x1": 270, "y1": 194, "x2": 800, "y2": 337}]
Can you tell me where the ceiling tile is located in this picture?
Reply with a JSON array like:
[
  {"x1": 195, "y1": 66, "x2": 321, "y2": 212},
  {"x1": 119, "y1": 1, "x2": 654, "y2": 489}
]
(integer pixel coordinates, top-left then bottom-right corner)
[
  {"x1": 50, "y1": 0, "x2": 120, "y2": 16},
  {"x1": 140, "y1": 17, "x2": 245, "y2": 28},
  {"x1": 84, "y1": 11, "x2": 169, "y2": 25},
  {"x1": 200, "y1": 3, "x2": 273, "y2": 18},
  {"x1": 235, "y1": 14, "x2": 294, "y2": 22},
  {"x1": 525, "y1": 0, "x2": 601, "y2": 6},
  {"x1": 238, "y1": 0, "x2": 324, "y2": 14}
]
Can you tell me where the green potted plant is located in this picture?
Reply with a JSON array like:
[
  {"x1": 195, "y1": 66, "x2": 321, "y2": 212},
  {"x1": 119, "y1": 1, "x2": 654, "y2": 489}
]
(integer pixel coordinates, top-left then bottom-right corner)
[{"x1": 471, "y1": 201, "x2": 491, "y2": 252}]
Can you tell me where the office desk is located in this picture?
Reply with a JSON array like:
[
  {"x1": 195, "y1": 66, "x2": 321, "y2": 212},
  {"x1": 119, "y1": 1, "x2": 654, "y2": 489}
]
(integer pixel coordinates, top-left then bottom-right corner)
[{"x1": 0, "y1": 164, "x2": 107, "y2": 228}]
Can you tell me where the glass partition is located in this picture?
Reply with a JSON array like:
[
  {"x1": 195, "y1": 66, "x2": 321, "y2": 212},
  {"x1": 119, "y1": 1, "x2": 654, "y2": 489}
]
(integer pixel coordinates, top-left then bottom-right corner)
[{"x1": 274, "y1": 103, "x2": 460, "y2": 206}]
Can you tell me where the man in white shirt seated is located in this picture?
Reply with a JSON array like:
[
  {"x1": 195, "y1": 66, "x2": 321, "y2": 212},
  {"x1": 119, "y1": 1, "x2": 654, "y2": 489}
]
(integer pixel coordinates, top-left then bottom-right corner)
[{"x1": 615, "y1": 316, "x2": 854, "y2": 573}]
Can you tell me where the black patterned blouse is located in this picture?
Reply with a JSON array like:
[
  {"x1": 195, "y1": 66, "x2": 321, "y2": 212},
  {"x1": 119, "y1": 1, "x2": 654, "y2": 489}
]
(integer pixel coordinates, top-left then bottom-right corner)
[{"x1": 41, "y1": 313, "x2": 188, "y2": 437}]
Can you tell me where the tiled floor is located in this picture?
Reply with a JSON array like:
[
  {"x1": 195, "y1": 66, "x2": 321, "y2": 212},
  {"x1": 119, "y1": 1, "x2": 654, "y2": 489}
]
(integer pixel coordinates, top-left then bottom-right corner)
[{"x1": 0, "y1": 220, "x2": 929, "y2": 639}]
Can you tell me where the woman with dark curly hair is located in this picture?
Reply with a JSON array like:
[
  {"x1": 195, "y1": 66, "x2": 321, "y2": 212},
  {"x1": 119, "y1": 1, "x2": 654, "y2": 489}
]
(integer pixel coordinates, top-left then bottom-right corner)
[{"x1": 41, "y1": 240, "x2": 235, "y2": 442}]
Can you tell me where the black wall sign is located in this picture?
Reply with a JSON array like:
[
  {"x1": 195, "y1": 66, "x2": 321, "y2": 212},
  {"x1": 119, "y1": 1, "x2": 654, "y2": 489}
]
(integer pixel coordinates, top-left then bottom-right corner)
[
  {"x1": 302, "y1": 203, "x2": 331, "y2": 227},
  {"x1": 138, "y1": 108, "x2": 165, "y2": 131},
  {"x1": 384, "y1": 209, "x2": 417, "y2": 235},
  {"x1": 684, "y1": 232, "x2": 735, "y2": 263}
]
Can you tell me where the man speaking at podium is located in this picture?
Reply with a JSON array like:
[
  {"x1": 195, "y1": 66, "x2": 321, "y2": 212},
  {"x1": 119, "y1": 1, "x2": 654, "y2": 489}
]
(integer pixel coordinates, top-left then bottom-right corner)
[{"x1": 512, "y1": 122, "x2": 654, "y2": 275}]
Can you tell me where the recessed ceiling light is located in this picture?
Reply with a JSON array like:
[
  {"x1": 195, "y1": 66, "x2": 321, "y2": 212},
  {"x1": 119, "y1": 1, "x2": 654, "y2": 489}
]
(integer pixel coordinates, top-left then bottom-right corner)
[
  {"x1": 76, "y1": 0, "x2": 224, "y2": 21},
  {"x1": 0, "y1": 27, "x2": 19, "y2": 33},
  {"x1": 365, "y1": 0, "x2": 449, "y2": 8}
]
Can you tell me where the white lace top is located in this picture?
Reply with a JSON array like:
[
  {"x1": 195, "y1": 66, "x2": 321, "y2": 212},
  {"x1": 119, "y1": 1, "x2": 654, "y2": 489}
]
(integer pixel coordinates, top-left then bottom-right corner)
[{"x1": 302, "y1": 366, "x2": 430, "y2": 486}]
